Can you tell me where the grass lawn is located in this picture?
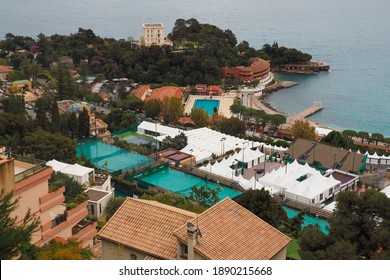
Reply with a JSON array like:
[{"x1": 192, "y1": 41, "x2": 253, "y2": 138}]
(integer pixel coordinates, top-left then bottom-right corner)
[{"x1": 286, "y1": 238, "x2": 301, "y2": 260}]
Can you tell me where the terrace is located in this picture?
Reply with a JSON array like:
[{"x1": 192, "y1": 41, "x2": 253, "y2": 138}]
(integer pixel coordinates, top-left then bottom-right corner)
[{"x1": 0, "y1": 152, "x2": 48, "y2": 182}]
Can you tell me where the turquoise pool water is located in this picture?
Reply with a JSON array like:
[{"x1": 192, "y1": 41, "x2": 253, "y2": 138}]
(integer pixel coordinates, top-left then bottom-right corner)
[
  {"x1": 194, "y1": 99, "x2": 220, "y2": 116},
  {"x1": 77, "y1": 138, "x2": 154, "y2": 173},
  {"x1": 138, "y1": 168, "x2": 241, "y2": 201},
  {"x1": 283, "y1": 206, "x2": 329, "y2": 234}
]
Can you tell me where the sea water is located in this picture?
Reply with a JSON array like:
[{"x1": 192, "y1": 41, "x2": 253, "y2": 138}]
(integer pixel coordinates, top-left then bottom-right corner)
[{"x1": 3, "y1": 0, "x2": 390, "y2": 135}]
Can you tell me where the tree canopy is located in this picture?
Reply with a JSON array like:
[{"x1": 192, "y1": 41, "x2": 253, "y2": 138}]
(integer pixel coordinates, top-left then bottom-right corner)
[
  {"x1": 299, "y1": 190, "x2": 390, "y2": 259},
  {"x1": 23, "y1": 129, "x2": 77, "y2": 162},
  {"x1": 291, "y1": 120, "x2": 316, "y2": 140},
  {"x1": 189, "y1": 185, "x2": 220, "y2": 207},
  {"x1": 234, "y1": 189, "x2": 287, "y2": 229},
  {"x1": 321, "y1": 130, "x2": 353, "y2": 149},
  {"x1": 161, "y1": 132, "x2": 188, "y2": 150},
  {"x1": 37, "y1": 239, "x2": 94, "y2": 260}
]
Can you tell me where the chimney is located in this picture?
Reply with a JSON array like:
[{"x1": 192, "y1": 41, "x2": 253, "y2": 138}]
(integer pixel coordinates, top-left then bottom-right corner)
[{"x1": 187, "y1": 222, "x2": 197, "y2": 260}]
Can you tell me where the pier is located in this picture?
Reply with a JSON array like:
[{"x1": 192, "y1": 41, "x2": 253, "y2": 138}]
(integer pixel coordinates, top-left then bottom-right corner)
[{"x1": 287, "y1": 101, "x2": 324, "y2": 125}]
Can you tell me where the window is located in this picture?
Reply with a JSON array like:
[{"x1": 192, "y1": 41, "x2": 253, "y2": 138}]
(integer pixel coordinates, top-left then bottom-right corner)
[
  {"x1": 99, "y1": 204, "x2": 102, "y2": 215},
  {"x1": 320, "y1": 193, "x2": 323, "y2": 201},
  {"x1": 180, "y1": 244, "x2": 188, "y2": 258},
  {"x1": 130, "y1": 254, "x2": 137, "y2": 260},
  {"x1": 329, "y1": 188, "x2": 333, "y2": 195},
  {"x1": 312, "y1": 199, "x2": 315, "y2": 204},
  {"x1": 91, "y1": 204, "x2": 95, "y2": 215}
]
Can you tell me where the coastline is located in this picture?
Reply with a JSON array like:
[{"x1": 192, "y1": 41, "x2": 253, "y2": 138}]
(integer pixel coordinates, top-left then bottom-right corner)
[
  {"x1": 253, "y1": 80, "x2": 298, "y2": 116},
  {"x1": 254, "y1": 79, "x2": 335, "y2": 132}
]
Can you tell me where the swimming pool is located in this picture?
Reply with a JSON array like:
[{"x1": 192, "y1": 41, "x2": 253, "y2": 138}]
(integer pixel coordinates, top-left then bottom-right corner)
[
  {"x1": 77, "y1": 138, "x2": 154, "y2": 173},
  {"x1": 194, "y1": 99, "x2": 220, "y2": 116},
  {"x1": 283, "y1": 206, "x2": 329, "y2": 234},
  {"x1": 138, "y1": 168, "x2": 241, "y2": 201}
]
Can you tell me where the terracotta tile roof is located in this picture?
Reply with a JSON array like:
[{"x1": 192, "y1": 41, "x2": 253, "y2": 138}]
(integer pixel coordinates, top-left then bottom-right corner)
[
  {"x1": 0, "y1": 65, "x2": 13, "y2": 73},
  {"x1": 146, "y1": 86, "x2": 183, "y2": 101},
  {"x1": 144, "y1": 255, "x2": 161, "y2": 260},
  {"x1": 134, "y1": 85, "x2": 150, "y2": 100},
  {"x1": 207, "y1": 85, "x2": 223, "y2": 94},
  {"x1": 98, "y1": 198, "x2": 196, "y2": 259},
  {"x1": 178, "y1": 117, "x2": 195, "y2": 126},
  {"x1": 174, "y1": 198, "x2": 291, "y2": 260}
]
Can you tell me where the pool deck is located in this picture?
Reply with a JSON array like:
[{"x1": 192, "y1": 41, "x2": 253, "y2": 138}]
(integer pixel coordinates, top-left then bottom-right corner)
[{"x1": 184, "y1": 95, "x2": 234, "y2": 118}]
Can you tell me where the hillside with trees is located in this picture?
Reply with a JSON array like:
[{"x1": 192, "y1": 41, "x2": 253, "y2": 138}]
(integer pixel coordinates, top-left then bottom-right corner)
[{"x1": 0, "y1": 19, "x2": 313, "y2": 87}]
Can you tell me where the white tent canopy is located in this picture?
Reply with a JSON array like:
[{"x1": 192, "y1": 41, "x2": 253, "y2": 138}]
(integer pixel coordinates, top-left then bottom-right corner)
[
  {"x1": 47, "y1": 159, "x2": 95, "y2": 185},
  {"x1": 366, "y1": 151, "x2": 390, "y2": 165},
  {"x1": 137, "y1": 121, "x2": 181, "y2": 137},
  {"x1": 199, "y1": 149, "x2": 265, "y2": 182},
  {"x1": 285, "y1": 173, "x2": 340, "y2": 205},
  {"x1": 46, "y1": 159, "x2": 71, "y2": 172},
  {"x1": 381, "y1": 185, "x2": 390, "y2": 198},
  {"x1": 258, "y1": 160, "x2": 341, "y2": 206},
  {"x1": 156, "y1": 126, "x2": 285, "y2": 164}
]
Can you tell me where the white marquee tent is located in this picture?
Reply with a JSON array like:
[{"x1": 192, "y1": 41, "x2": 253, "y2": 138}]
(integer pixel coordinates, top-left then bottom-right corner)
[
  {"x1": 258, "y1": 160, "x2": 341, "y2": 206},
  {"x1": 365, "y1": 151, "x2": 390, "y2": 165},
  {"x1": 47, "y1": 159, "x2": 95, "y2": 185},
  {"x1": 199, "y1": 149, "x2": 265, "y2": 182},
  {"x1": 156, "y1": 126, "x2": 287, "y2": 164}
]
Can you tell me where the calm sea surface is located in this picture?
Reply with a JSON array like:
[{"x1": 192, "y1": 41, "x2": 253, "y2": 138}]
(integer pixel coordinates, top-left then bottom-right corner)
[{"x1": 3, "y1": 0, "x2": 390, "y2": 136}]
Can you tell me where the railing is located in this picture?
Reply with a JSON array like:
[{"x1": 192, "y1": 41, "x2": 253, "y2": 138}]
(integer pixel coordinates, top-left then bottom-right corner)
[
  {"x1": 72, "y1": 219, "x2": 94, "y2": 235},
  {"x1": 0, "y1": 152, "x2": 48, "y2": 182}
]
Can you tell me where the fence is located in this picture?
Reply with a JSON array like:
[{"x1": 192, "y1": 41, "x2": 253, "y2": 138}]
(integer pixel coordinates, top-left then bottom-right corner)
[{"x1": 130, "y1": 162, "x2": 169, "y2": 180}]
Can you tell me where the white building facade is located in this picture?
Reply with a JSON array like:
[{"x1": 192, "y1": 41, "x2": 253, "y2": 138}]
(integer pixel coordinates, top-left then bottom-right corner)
[{"x1": 140, "y1": 23, "x2": 165, "y2": 46}]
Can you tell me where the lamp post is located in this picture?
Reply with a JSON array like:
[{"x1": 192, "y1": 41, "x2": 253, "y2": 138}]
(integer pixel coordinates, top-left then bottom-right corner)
[
  {"x1": 189, "y1": 149, "x2": 194, "y2": 167},
  {"x1": 220, "y1": 137, "x2": 226, "y2": 156},
  {"x1": 312, "y1": 141, "x2": 316, "y2": 166},
  {"x1": 254, "y1": 169, "x2": 258, "y2": 190}
]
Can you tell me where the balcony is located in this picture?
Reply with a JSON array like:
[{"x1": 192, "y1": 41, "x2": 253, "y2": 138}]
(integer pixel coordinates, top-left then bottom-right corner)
[
  {"x1": 1, "y1": 152, "x2": 48, "y2": 182},
  {"x1": 72, "y1": 219, "x2": 94, "y2": 235}
]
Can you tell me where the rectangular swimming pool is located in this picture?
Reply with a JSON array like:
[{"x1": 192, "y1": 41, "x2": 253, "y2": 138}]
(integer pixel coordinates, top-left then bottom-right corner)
[
  {"x1": 283, "y1": 206, "x2": 329, "y2": 234},
  {"x1": 138, "y1": 168, "x2": 241, "y2": 201},
  {"x1": 193, "y1": 99, "x2": 220, "y2": 116},
  {"x1": 77, "y1": 139, "x2": 154, "y2": 173}
]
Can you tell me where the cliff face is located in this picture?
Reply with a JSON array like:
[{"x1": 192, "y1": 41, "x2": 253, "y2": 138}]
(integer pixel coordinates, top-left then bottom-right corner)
[{"x1": 274, "y1": 61, "x2": 330, "y2": 74}]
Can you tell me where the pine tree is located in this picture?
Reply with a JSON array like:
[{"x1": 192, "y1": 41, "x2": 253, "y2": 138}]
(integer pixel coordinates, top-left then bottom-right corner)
[
  {"x1": 77, "y1": 108, "x2": 90, "y2": 139},
  {"x1": 50, "y1": 101, "x2": 61, "y2": 132}
]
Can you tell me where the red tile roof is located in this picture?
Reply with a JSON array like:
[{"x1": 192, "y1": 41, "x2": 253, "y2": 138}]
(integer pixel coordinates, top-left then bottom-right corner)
[
  {"x1": 174, "y1": 198, "x2": 291, "y2": 260},
  {"x1": 134, "y1": 85, "x2": 150, "y2": 100},
  {"x1": 146, "y1": 86, "x2": 184, "y2": 101},
  {"x1": 0, "y1": 65, "x2": 14, "y2": 73},
  {"x1": 98, "y1": 198, "x2": 196, "y2": 259},
  {"x1": 207, "y1": 85, "x2": 223, "y2": 94}
]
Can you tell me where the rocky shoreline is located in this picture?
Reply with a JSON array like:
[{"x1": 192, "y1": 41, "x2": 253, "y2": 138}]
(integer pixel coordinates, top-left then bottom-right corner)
[{"x1": 257, "y1": 80, "x2": 298, "y2": 115}]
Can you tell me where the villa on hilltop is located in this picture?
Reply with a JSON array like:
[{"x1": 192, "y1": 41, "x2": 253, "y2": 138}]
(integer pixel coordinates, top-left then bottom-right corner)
[
  {"x1": 139, "y1": 23, "x2": 173, "y2": 47},
  {"x1": 98, "y1": 197, "x2": 291, "y2": 260}
]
